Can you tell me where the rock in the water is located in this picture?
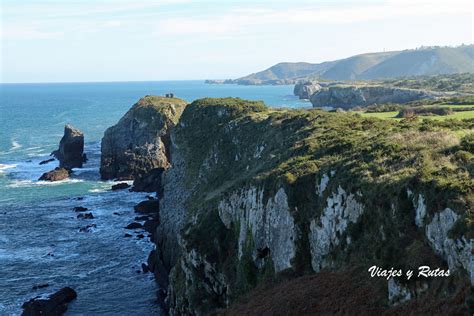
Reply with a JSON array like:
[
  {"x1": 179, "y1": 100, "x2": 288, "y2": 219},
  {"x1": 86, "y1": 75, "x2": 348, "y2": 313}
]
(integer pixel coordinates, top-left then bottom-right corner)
[
  {"x1": 141, "y1": 263, "x2": 149, "y2": 273},
  {"x1": 52, "y1": 124, "x2": 86, "y2": 169},
  {"x1": 134, "y1": 200, "x2": 159, "y2": 214},
  {"x1": 131, "y1": 168, "x2": 164, "y2": 193},
  {"x1": 39, "y1": 158, "x2": 55, "y2": 165},
  {"x1": 111, "y1": 182, "x2": 131, "y2": 191},
  {"x1": 77, "y1": 212, "x2": 94, "y2": 219},
  {"x1": 100, "y1": 96, "x2": 187, "y2": 180},
  {"x1": 124, "y1": 233, "x2": 132, "y2": 237},
  {"x1": 79, "y1": 224, "x2": 96, "y2": 232},
  {"x1": 136, "y1": 234, "x2": 145, "y2": 239},
  {"x1": 38, "y1": 168, "x2": 70, "y2": 182},
  {"x1": 21, "y1": 287, "x2": 77, "y2": 316},
  {"x1": 73, "y1": 206, "x2": 88, "y2": 212},
  {"x1": 125, "y1": 222, "x2": 143, "y2": 229},
  {"x1": 310, "y1": 85, "x2": 437, "y2": 109}
]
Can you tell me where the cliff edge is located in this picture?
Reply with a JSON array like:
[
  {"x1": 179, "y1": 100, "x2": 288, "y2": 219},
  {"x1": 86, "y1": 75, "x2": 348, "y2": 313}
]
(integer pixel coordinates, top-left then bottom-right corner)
[{"x1": 100, "y1": 96, "x2": 187, "y2": 180}]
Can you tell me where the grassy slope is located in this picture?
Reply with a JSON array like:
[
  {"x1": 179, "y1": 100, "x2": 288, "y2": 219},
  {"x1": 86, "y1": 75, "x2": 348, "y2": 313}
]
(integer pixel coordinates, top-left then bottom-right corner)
[
  {"x1": 169, "y1": 97, "x2": 473, "y2": 314},
  {"x1": 361, "y1": 104, "x2": 474, "y2": 121}
]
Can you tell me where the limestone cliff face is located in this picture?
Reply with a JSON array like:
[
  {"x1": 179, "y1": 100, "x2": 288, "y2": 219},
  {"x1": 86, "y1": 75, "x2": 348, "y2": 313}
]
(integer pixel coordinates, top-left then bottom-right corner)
[
  {"x1": 100, "y1": 96, "x2": 187, "y2": 180},
  {"x1": 293, "y1": 81, "x2": 321, "y2": 99},
  {"x1": 104, "y1": 97, "x2": 472, "y2": 314},
  {"x1": 310, "y1": 85, "x2": 437, "y2": 109}
]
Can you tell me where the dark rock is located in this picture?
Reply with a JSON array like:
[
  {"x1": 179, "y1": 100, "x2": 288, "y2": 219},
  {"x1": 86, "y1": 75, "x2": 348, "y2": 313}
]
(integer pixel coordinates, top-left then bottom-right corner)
[
  {"x1": 113, "y1": 212, "x2": 121, "y2": 215},
  {"x1": 134, "y1": 200, "x2": 159, "y2": 214},
  {"x1": 125, "y1": 222, "x2": 143, "y2": 229},
  {"x1": 38, "y1": 168, "x2": 70, "y2": 182},
  {"x1": 124, "y1": 233, "x2": 132, "y2": 238},
  {"x1": 77, "y1": 213, "x2": 94, "y2": 219},
  {"x1": 32, "y1": 283, "x2": 49, "y2": 290},
  {"x1": 75, "y1": 197, "x2": 84, "y2": 201},
  {"x1": 73, "y1": 206, "x2": 88, "y2": 212},
  {"x1": 144, "y1": 219, "x2": 160, "y2": 234},
  {"x1": 257, "y1": 246, "x2": 270, "y2": 259},
  {"x1": 39, "y1": 158, "x2": 55, "y2": 165},
  {"x1": 136, "y1": 234, "x2": 145, "y2": 239},
  {"x1": 52, "y1": 124, "x2": 87, "y2": 169},
  {"x1": 111, "y1": 182, "x2": 131, "y2": 191},
  {"x1": 131, "y1": 168, "x2": 164, "y2": 193},
  {"x1": 141, "y1": 263, "x2": 149, "y2": 273},
  {"x1": 147, "y1": 249, "x2": 169, "y2": 289},
  {"x1": 100, "y1": 96, "x2": 187, "y2": 180},
  {"x1": 21, "y1": 287, "x2": 77, "y2": 316},
  {"x1": 79, "y1": 224, "x2": 96, "y2": 232},
  {"x1": 146, "y1": 195, "x2": 156, "y2": 200}
]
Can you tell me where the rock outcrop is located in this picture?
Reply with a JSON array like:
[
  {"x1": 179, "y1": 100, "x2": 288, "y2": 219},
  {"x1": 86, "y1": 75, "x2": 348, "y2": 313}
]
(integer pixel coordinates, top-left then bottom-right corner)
[
  {"x1": 52, "y1": 124, "x2": 86, "y2": 169},
  {"x1": 100, "y1": 96, "x2": 187, "y2": 180},
  {"x1": 293, "y1": 81, "x2": 321, "y2": 99},
  {"x1": 38, "y1": 168, "x2": 70, "y2": 181},
  {"x1": 22, "y1": 287, "x2": 77, "y2": 316},
  {"x1": 310, "y1": 85, "x2": 436, "y2": 109}
]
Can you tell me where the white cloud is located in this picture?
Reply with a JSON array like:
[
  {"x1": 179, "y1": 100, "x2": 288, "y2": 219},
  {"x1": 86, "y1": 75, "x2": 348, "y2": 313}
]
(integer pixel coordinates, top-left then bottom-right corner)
[{"x1": 153, "y1": 1, "x2": 471, "y2": 36}]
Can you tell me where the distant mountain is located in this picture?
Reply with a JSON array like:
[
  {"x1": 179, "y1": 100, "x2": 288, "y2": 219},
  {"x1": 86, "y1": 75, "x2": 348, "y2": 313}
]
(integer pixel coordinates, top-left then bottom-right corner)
[{"x1": 230, "y1": 45, "x2": 474, "y2": 84}]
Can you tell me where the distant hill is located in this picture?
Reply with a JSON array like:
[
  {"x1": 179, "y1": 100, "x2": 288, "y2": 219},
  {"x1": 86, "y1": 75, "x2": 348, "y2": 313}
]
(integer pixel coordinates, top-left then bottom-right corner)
[{"x1": 230, "y1": 45, "x2": 474, "y2": 84}]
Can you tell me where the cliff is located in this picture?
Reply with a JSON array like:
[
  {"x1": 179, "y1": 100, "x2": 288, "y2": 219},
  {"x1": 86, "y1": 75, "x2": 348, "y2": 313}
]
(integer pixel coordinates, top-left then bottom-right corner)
[
  {"x1": 310, "y1": 85, "x2": 438, "y2": 109},
  {"x1": 293, "y1": 81, "x2": 321, "y2": 99},
  {"x1": 100, "y1": 96, "x2": 187, "y2": 180},
  {"x1": 104, "y1": 97, "x2": 473, "y2": 314}
]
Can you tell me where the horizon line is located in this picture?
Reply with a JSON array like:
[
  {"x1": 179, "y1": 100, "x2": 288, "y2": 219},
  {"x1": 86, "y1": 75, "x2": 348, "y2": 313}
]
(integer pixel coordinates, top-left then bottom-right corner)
[{"x1": 0, "y1": 79, "x2": 214, "y2": 85}]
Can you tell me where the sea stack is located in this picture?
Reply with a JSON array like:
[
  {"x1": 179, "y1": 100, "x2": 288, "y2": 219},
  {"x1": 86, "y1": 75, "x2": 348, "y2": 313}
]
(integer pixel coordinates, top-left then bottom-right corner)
[
  {"x1": 53, "y1": 124, "x2": 86, "y2": 169},
  {"x1": 100, "y1": 96, "x2": 187, "y2": 183}
]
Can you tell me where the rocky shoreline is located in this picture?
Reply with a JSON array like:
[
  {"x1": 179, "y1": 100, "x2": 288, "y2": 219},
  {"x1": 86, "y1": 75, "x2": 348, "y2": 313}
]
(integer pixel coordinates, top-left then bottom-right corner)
[{"x1": 22, "y1": 94, "x2": 471, "y2": 315}]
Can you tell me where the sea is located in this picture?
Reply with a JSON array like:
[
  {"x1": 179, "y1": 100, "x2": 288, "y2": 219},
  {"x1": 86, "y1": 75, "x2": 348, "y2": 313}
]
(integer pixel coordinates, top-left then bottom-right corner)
[{"x1": 0, "y1": 81, "x2": 309, "y2": 315}]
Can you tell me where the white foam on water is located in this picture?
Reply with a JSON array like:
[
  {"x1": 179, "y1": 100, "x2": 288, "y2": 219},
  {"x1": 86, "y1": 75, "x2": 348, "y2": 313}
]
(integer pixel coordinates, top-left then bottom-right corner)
[
  {"x1": 88, "y1": 188, "x2": 108, "y2": 193},
  {"x1": 6, "y1": 178, "x2": 84, "y2": 188},
  {"x1": 0, "y1": 164, "x2": 18, "y2": 173},
  {"x1": 10, "y1": 140, "x2": 22, "y2": 150}
]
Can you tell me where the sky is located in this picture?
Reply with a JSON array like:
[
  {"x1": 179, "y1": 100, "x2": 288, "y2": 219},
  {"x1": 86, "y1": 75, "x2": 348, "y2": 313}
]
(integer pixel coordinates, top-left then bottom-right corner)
[{"x1": 0, "y1": 0, "x2": 472, "y2": 83}]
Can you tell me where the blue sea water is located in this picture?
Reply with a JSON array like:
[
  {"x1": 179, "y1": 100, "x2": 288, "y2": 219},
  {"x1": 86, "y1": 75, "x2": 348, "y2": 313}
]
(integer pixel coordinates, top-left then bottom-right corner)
[{"x1": 0, "y1": 81, "x2": 308, "y2": 315}]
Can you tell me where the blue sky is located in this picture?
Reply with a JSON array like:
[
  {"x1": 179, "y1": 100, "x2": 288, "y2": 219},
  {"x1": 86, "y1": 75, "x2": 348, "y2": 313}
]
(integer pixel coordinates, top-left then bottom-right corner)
[{"x1": 0, "y1": 0, "x2": 472, "y2": 83}]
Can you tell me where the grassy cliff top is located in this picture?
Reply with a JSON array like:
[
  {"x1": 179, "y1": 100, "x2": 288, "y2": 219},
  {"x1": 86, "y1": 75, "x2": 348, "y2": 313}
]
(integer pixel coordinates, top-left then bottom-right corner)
[
  {"x1": 174, "y1": 97, "x2": 473, "y2": 222},
  {"x1": 189, "y1": 97, "x2": 267, "y2": 114},
  {"x1": 122, "y1": 95, "x2": 188, "y2": 128}
]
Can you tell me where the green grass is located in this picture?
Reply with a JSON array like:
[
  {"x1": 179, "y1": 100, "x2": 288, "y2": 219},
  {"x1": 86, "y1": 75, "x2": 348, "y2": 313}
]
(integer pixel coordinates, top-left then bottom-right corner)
[{"x1": 359, "y1": 104, "x2": 474, "y2": 121}]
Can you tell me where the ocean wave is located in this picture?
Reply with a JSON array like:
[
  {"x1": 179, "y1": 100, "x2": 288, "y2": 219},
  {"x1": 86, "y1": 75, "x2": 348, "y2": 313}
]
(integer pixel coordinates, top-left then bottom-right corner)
[
  {"x1": 88, "y1": 188, "x2": 108, "y2": 193},
  {"x1": 10, "y1": 140, "x2": 22, "y2": 150},
  {"x1": 6, "y1": 178, "x2": 84, "y2": 188},
  {"x1": 0, "y1": 164, "x2": 17, "y2": 173}
]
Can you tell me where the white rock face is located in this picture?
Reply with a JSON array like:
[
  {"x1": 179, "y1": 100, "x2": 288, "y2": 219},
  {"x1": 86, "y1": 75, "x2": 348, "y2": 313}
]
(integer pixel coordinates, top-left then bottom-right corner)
[
  {"x1": 316, "y1": 173, "x2": 330, "y2": 196},
  {"x1": 414, "y1": 194, "x2": 426, "y2": 227},
  {"x1": 218, "y1": 186, "x2": 296, "y2": 272},
  {"x1": 425, "y1": 208, "x2": 471, "y2": 283},
  {"x1": 309, "y1": 186, "x2": 364, "y2": 272},
  {"x1": 388, "y1": 279, "x2": 412, "y2": 305}
]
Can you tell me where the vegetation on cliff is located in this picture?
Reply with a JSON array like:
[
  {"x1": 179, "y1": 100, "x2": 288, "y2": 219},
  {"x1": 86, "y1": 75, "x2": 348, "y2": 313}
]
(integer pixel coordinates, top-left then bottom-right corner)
[
  {"x1": 156, "y1": 97, "x2": 473, "y2": 314},
  {"x1": 100, "y1": 95, "x2": 187, "y2": 180}
]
